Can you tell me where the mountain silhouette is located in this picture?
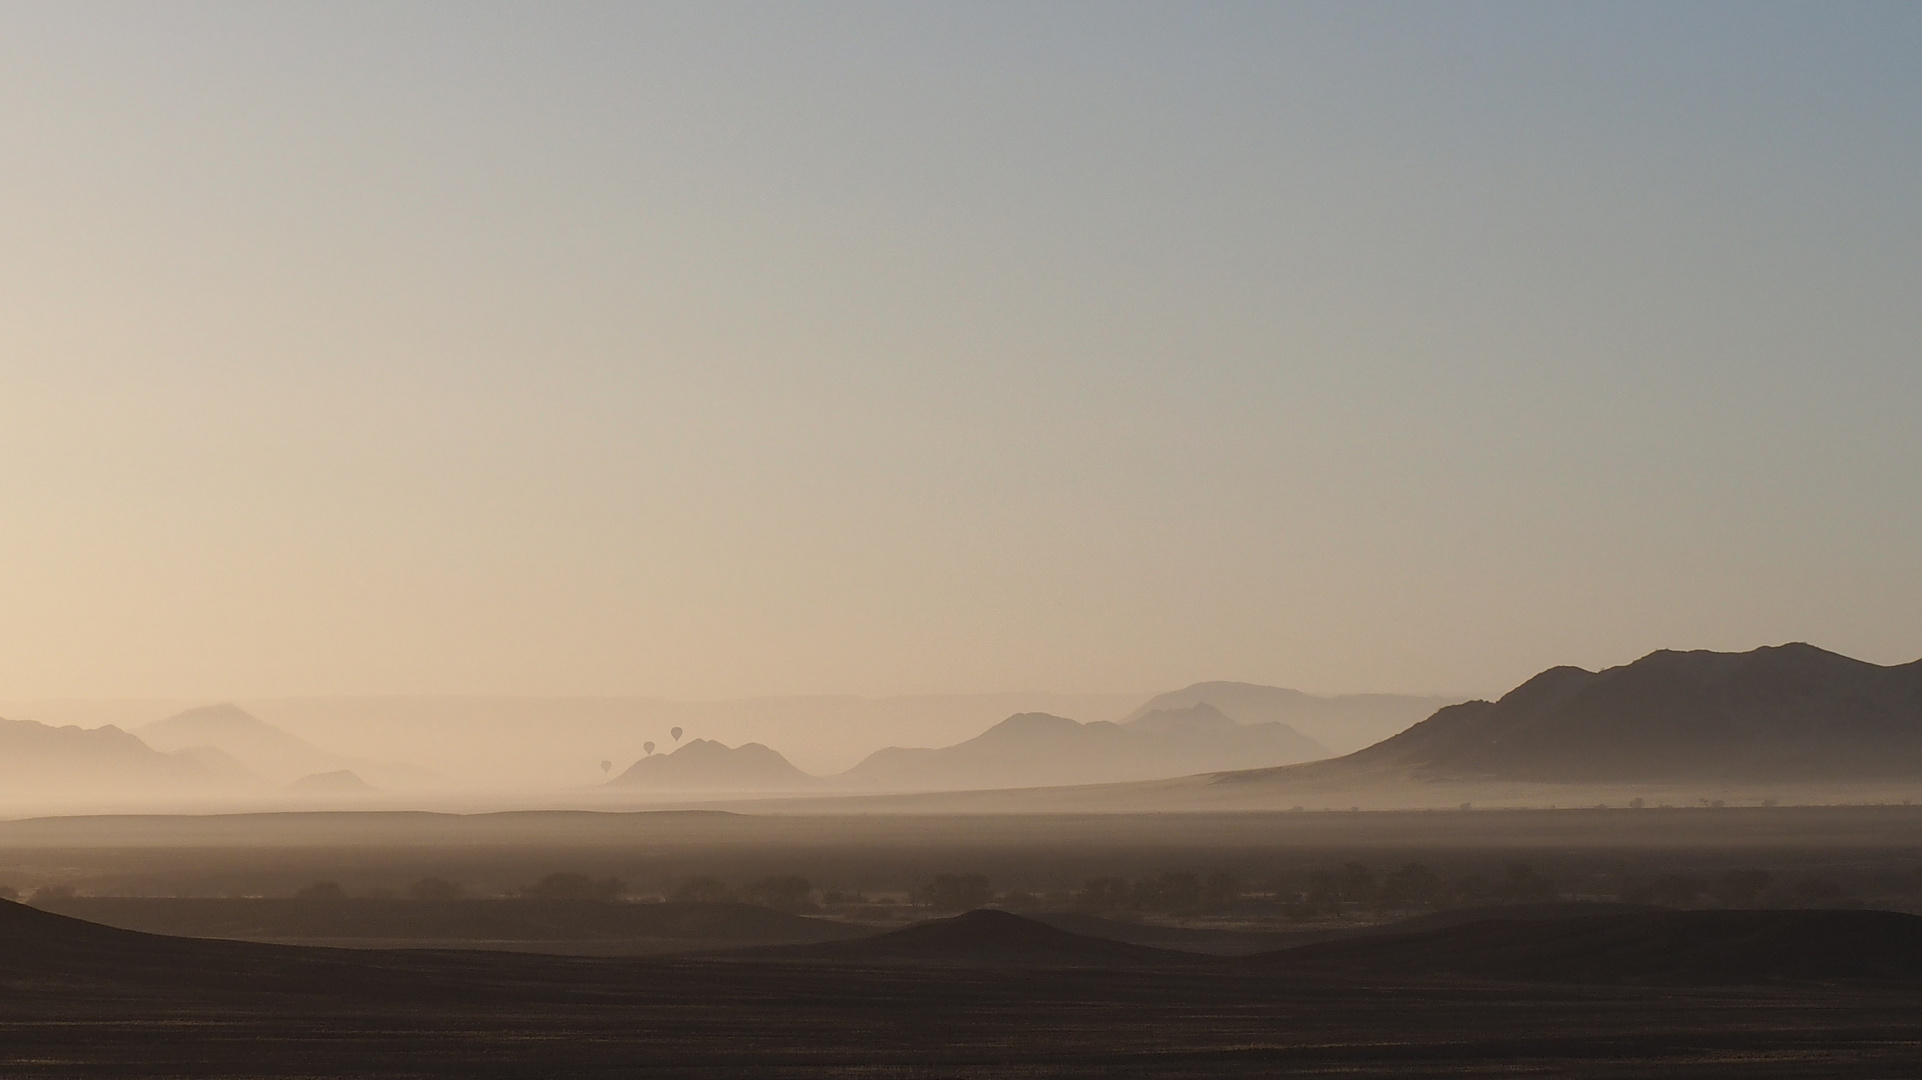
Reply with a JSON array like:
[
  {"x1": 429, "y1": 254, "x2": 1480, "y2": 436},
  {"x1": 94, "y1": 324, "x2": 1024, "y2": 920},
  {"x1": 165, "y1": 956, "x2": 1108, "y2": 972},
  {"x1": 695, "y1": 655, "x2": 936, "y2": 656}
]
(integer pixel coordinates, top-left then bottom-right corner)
[
  {"x1": 286, "y1": 769, "x2": 375, "y2": 793},
  {"x1": 607, "y1": 739, "x2": 817, "y2": 791},
  {"x1": 1330, "y1": 643, "x2": 1922, "y2": 782},
  {"x1": 139, "y1": 704, "x2": 440, "y2": 790},
  {"x1": 1124, "y1": 683, "x2": 1461, "y2": 754},
  {"x1": 839, "y1": 707, "x2": 1328, "y2": 791},
  {"x1": 139, "y1": 703, "x2": 350, "y2": 782},
  {"x1": 0, "y1": 716, "x2": 239, "y2": 795}
]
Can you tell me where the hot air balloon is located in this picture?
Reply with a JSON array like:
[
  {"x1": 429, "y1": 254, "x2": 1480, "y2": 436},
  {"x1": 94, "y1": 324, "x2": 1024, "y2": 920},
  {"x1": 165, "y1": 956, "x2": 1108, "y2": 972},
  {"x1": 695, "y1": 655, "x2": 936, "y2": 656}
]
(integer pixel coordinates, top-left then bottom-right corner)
[
  {"x1": 599, "y1": 760, "x2": 612, "y2": 773},
  {"x1": 671, "y1": 727, "x2": 684, "y2": 742},
  {"x1": 644, "y1": 741, "x2": 656, "y2": 755}
]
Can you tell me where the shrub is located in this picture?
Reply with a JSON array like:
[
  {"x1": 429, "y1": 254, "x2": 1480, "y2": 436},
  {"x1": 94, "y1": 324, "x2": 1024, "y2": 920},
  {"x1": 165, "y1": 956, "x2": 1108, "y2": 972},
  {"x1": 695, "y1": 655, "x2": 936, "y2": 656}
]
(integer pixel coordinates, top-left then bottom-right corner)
[
  {"x1": 1075, "y1": 876, "x2": 1131, "y2": 912},
  {"x1": 1491, "y1": 863, "x2": 1556, "y2": 903},
  {"x1": 1134, "y1": 872, "x2": 1204, "y2": 914},
  {"x1": 1709, "y1": 868, "x2": 1771, "y2": 906},
  {"x1": 916, "y1": 873, "x2": 991, "y2": 911},
  {"x1": 1379, "y1": 863, "x2": 1441, "y2": 909},
  {"x1": 741, "y1": 875, "x2": 814, "y2": 912},
  {"x1": 671, "y1": 876, "x2": 733, "y2": 902},
  {"x1": 407, "y1": 877, "x2": 465, "y2": 901},
  {"x1": 523, "y1": 872, "x2": 625, "y2": 901}
]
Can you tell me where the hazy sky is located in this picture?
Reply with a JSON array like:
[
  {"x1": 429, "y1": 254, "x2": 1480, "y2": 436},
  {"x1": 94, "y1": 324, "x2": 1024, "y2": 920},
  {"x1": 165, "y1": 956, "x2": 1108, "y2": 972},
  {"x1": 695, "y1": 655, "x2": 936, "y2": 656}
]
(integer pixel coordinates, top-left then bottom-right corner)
[{"x1": 3, "y1": 2, "x2": 1918, "y2": 701}]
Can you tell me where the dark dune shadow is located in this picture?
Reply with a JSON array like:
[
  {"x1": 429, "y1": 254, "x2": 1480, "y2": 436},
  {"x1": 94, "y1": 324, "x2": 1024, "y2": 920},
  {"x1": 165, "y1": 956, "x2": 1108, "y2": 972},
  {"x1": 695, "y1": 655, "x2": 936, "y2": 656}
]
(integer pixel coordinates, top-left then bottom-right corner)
[
  {"x1": 728, "y1": 908, "x2": 1188, "y2": 966},
  {"x1": 1256, "y1": 908, "x2": 1922, "y2": 983},
  {"x1": 12, "y1": 899, "x2": 1922, "y2": 1078},
  {"x1": 1027, "y1": 902, "x2": 1658, "y2": 955},
  {"x1": 47, "y1": 896, "x2": 868, "y2": 955}
]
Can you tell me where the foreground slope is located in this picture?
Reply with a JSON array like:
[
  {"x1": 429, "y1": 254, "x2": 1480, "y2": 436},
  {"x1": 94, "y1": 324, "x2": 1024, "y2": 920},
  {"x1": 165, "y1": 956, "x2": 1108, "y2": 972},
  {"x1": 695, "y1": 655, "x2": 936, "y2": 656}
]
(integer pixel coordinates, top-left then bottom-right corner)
[{"x1": 7, "y1": 899, "x2": 1922, "y2": 1077}]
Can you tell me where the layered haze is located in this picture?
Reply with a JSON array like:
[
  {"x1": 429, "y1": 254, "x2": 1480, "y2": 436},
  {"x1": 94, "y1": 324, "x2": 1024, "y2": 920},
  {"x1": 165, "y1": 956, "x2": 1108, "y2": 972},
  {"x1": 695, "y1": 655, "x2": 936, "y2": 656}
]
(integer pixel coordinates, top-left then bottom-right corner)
[{"x1": 7, "y1": 9, "x2": 1922, "y2": 1077}]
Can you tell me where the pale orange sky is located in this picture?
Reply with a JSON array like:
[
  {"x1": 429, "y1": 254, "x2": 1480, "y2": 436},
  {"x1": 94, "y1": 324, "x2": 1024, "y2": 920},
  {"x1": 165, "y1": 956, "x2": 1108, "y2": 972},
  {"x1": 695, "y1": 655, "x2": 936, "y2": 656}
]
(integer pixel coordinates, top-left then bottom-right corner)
[{"x1": 2, "y1": 3, "x2": 1918, "y2": 701}]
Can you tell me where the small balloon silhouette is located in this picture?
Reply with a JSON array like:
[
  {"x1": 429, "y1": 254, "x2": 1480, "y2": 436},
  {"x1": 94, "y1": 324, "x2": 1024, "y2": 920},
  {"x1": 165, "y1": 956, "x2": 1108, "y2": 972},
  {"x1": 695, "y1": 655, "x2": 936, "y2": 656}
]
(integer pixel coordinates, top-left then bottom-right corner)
[
  {"x1": 644, "y1": 741, "x2": 656, "y2": 755},
  {"x1": 599, "y1": 760, "x2": 612, "y2": 773},
  {"x1": 671, "y1": 727, "x2": 684, "y2": 742}
]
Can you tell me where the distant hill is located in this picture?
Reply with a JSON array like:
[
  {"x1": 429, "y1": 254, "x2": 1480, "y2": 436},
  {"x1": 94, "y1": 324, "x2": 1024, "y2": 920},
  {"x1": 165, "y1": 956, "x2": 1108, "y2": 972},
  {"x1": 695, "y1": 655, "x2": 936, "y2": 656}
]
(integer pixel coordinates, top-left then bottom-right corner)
[
  {"x1": 165, "y1": 744, "x2": 259, "y2": 787},
  {"x1": 838, "y1": 707, "x2": 1329, "y2": 791},
  {"x1": 286, "y1": 770, "x2": 374, "y2": 793},
  {"x1": 607, "y1": 739, "x2": 818, "y2": 791},
  {"x1": 1319, "y1": 644, "x2": 1922, "y2": 783},
  {"x1": 0, "y1": 715, "x2": 247, "y2": 796},
  {"x1": 138, "y1": 704, "x2": 439, "y2": 790},
  {"x1": 140, "y1": 704, "x2": 348, "y2": 781},
  {"x1": 1123, "y1": 683, "x2": 1462, "y2": 755}
]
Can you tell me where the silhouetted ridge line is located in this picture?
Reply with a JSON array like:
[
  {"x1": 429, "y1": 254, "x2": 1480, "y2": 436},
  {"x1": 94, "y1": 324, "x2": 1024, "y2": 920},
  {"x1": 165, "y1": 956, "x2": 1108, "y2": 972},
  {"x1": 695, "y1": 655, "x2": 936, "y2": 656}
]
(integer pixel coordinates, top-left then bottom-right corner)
[
  {"x1": 0, "y1": 716, "x2": 234, "y2": 792},
  {"x1": 607, "y1": 739, "x2": 817, "y2": 791},
  {"x1": 1123, "y1": 682, "x2": 1460, "y2": 754},
  {"x1": 840, "y1": 707, "x2": 1328, "y2": 790},
  {"x1": 1229, "y1": 643, "x2": 1922, "y2": 783}
]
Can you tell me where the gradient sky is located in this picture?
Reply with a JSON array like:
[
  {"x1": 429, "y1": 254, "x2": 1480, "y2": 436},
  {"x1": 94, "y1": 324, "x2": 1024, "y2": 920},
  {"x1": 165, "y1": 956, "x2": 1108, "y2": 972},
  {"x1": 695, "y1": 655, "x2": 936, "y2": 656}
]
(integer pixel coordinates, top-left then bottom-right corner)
[{"x1": 3, "y1": 2, "x2": 1918, "y2": 700}]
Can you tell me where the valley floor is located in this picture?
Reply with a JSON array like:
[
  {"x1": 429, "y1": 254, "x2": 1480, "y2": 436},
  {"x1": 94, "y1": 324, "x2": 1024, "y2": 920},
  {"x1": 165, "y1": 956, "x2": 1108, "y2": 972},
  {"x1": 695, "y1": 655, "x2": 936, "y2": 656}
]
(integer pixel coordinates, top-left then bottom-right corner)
[{"x1": 8, "y1": 948, "x2": 1922, "y2": 1078}]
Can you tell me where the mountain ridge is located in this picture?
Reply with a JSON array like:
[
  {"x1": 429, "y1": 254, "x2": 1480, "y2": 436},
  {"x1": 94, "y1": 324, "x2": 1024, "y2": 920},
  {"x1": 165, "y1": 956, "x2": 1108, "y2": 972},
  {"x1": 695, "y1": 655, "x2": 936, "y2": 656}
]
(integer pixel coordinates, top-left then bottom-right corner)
[
  {"x1": 0, "y1": 716, "x2": 237, "y2": 796},
  {"x1": 838, "y1": 707, "x2": 1329, "y2": 791},
  {"x1": 1123, "y1": 683, "x2": 1462, "y2": 754},
  {"x1": 139, "y1": 704, "x2": 440, "y2": 790},
  {"x1": 607, "y1": 739, "x2": 818, "y2": 791},
  {"x1": 1239, "y1": 643, "x2": 1922, "y2": 784}
]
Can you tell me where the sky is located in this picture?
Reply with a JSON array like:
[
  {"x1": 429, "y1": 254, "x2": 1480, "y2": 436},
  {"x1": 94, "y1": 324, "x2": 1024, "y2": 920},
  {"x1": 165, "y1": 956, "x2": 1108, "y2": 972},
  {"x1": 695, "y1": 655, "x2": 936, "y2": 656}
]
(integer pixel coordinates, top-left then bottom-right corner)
[{"x1": 2, "y1": 1, "x2": 1919, "y2": 702}]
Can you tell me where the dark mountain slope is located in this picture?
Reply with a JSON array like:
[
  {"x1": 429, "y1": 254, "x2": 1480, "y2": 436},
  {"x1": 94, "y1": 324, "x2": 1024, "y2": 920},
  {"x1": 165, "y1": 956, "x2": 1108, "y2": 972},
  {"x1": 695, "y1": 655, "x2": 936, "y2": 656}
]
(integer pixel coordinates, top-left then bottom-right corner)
[
  {"x1": 1263, "y1": 908, "x2": 1922, "y2": 983},
  {"x1": 1323, "y1": 644, "x2": 1922, "y2": 782}
]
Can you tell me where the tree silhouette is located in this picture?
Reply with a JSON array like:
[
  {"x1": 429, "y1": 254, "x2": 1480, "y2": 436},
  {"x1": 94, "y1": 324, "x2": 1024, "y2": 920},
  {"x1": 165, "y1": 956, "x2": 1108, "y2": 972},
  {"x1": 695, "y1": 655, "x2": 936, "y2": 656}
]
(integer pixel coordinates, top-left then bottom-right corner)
[
  {"x1": 917, "y1": 873, "x2": 991, "y2": 911},
  {"x1": 523, "y1": 872, "x2": 625, "y2": 901},
  {"x1": 742, "y1": 875, "x2": 814, "y2": 912},
  {"x1": 407, "y1": 877, "x2": 465, "y2": 901},
  {"x1": 671, "y1": 876, "x2": 732, "y2": 902}
]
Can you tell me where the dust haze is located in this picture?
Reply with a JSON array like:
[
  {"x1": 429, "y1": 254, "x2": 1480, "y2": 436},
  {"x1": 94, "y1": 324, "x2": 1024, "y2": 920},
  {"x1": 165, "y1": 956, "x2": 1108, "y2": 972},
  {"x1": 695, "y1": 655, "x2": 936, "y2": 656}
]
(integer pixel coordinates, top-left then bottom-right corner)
[{"x1": 5, "y1": 3, "x2": 1922, "y2": 1078}]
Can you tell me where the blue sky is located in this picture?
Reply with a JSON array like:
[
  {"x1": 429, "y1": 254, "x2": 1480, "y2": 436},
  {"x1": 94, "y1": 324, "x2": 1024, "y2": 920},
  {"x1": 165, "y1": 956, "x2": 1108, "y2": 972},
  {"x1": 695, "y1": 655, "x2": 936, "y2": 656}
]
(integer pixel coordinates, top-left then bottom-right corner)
[{"x1": 1, "y1": 2, "x2": 1918, "y2": 698}]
